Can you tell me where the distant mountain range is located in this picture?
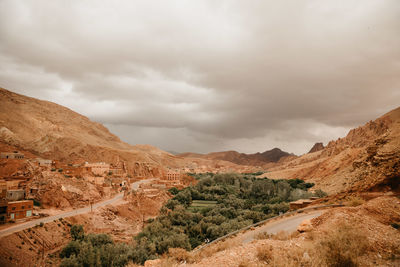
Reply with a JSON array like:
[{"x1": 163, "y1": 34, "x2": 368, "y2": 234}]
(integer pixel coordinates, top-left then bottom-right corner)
[{"x1": 178, "y1": 148, "x2": 295, "y2": 166}]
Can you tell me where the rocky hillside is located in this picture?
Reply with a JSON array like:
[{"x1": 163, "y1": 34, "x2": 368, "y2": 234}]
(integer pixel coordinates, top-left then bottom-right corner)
[
  {"x1": 0, "y1": 88, "x2": 253, "y2": 176},
  {"x1": 264, "y1": 107, "x2": 400, "y2": 195},
  {"x1": 179, "y1": 148, "x2": 294, "y2": 166}
]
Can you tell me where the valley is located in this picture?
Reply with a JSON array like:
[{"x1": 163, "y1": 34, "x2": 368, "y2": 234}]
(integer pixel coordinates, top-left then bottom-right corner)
[{"x1": 0, "y1": 88, "x2": 399, "y2": 266}]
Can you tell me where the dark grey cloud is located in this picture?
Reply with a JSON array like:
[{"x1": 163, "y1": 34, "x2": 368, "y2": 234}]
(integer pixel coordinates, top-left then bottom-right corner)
[{"x1": 1, "y1": 0, "x2": 399, "y2": 154}]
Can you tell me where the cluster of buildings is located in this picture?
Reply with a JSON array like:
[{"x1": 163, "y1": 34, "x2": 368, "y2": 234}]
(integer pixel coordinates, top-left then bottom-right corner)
[
  {"x1": 84, "y1": 160, "x2": 126, "y2": 177},
  {"x1": 0, "y1": 150, "x2": 211, "y2": 221},
  {"x1": 0, "y1": 152, "x2": 34, "y2": 223},
  {"x1": 136, "y1": 168, "x2": 184, "y2": 198}
]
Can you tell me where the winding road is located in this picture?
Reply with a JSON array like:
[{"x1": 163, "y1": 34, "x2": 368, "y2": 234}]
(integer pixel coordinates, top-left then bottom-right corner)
[
  {"x1": 241, "y1": 210, "x2": 323, "y2": 243},
  {"x1": 0, "y1": 179, "x2": 152, "y2": 238}
]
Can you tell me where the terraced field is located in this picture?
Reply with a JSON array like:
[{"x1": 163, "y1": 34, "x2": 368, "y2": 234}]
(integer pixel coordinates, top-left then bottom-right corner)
[{"x1": 188, "y1": 200, "x2": 218, "y2": 212}]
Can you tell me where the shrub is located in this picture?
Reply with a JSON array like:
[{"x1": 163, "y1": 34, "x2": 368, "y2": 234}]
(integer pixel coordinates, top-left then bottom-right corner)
[
  {"x1": 70, "y1": 225, "x2": 84, "y2": 241},
  {"x1": 256, "y1": 244, "x2": 273, "y2": 263},
  {"x1": 254, "y1": 231, "x2": 270, "y2": 240},
  {"x1": 165, "y1": 199, "x2": 180, "y2": 210},
  {"x1": 58, "y1": 168, "x2": 63, "y2": 172},
  {"x1": 60, "y1": 254, "x2": 80, "y2": 267},
  {"x1": 60, "y1": 241, "x2": 81, "y2": 258},
  {"x1": 168, "y1": 187, "x2": 180, "y2": 195},
  {"x1": 39, "y1": 222, "x2": 44, "y2": 227},
  {"x1": 314, "y1": 189, "x2": 328, "y2": 198},
  {"x1": 167, "y1": 247, "x2": 193, "y2": 263},
  {"x1": 346, "y1": 196, "x2": 365, "y2": 207},
  {"x1": 315, "y1": 222, "x2": 368, "y2": 267},
  {"x1": 85, "y1": 233, "x2": 113, "y2": 247}
]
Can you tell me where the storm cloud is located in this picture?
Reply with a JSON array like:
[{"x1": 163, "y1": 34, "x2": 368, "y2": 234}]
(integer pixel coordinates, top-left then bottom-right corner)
[{"x1": 1, "y1": 1, "x2": 399, "y2": 154}]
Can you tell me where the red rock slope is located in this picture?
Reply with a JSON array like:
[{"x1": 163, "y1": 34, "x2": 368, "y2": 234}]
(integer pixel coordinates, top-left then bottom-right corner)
[{"x1": 264, "y1": 107, "x2": 400, "y2": 194}]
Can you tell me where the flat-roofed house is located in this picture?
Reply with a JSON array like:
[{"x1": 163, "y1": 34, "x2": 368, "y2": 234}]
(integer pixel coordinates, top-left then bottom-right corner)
[
  {"x1": 0, "y1": 151, "x2": 24, "y2": 159},
  {"x1": 6, "y1": 189, "x2": 25, "y2": 201},
  {"x1": 165, "y1": 169, "x2": 181, "y2": 181},
  {"x1": 84, "y1": 162, "x2": 110, "y2": 176},
  {"x1": 7, "y1": 200, "x2": 33, "y2": 221},
  {"x1": 37, "y1": 158, "x2": 53, "y2": 167}
]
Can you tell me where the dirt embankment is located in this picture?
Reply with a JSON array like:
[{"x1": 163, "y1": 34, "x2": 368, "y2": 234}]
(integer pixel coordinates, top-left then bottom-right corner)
[{"x1": 0, "y1": 219, "x2": 72, "y2": 267}]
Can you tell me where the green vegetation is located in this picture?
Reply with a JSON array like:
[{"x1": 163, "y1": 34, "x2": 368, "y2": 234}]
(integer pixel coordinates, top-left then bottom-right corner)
[
  {"x1": 131, "y1": 173, "x2": 322, "y2": 264},
  {"x1": 60, "y1": 173, "x2": 325, "y2": 265},
  {"x1": 168, "y1": 187, "x2": 180, "y2": 195},
  {"x1": 60, "y1": 225, "x2": 131, "y2": 267}
]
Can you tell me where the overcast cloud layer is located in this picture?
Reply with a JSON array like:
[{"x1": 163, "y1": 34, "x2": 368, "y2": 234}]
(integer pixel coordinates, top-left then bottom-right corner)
[{"x1": 1, "y1": 1, "x2": 399, "y2": 155}]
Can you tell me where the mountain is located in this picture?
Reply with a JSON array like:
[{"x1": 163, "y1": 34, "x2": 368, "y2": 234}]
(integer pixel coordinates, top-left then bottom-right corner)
[
  {"x1": 0, "y1": 88, "x2": 255, "y2": 176},
  {"x1": 178, "y1": 148, "x2": 294, "y2": 166},
  {"x1": 264, "y1": 106, "x2": 400, "y2": 195}
]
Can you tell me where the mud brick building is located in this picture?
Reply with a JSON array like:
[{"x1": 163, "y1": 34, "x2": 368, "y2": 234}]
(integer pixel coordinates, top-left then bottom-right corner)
[
  {"x1": 165, "y1": 169, "x2": 181, "y2": 180},
  {"x1": 6, "y1": 189, "x2": 25, "y2": 201},
  {"x1": 0, "y1": 151, "x2": 24, "y2": 159},
  {"x1": 7, "y1": 200, "x2": 33, "y2": 220},
  {"x1": 84, "y1": 162, "x2": 110, "y2": 176}
]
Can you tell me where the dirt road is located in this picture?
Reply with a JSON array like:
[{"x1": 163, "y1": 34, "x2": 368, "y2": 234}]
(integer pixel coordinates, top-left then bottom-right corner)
[
  {"x1": 0, "y1": 179, "x2": 152, "y2": 238},
  {"x1": 241, "y1": 210, "x2": 323, "y2": 244}
]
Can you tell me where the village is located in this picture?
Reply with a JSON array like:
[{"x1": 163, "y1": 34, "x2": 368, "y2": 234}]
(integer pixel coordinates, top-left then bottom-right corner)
[
  {"x1": 0, "y1": 150, "x2": 320, "y2": 225},
  {"x1": 1, "y1": 150, "x2": 249, "y2": 225}
]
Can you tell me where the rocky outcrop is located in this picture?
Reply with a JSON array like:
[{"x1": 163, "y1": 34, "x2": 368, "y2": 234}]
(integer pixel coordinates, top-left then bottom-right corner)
[{"x1": 308, "y1": 142, "x2": 324, "y2": 153}]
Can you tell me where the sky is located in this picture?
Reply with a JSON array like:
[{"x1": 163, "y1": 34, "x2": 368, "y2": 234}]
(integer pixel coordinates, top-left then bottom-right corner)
[{"x1": 1, "y1": 1, "x2": 399, "y2": 155}]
